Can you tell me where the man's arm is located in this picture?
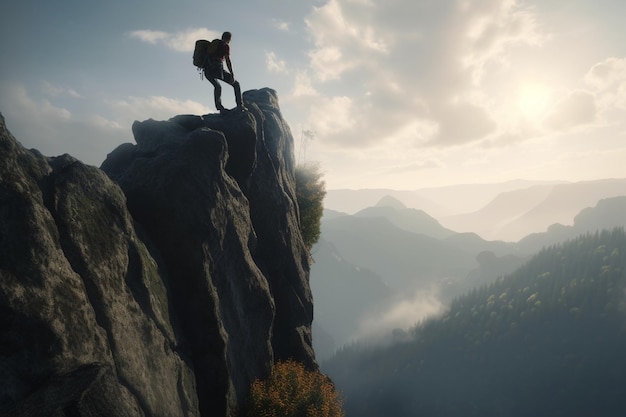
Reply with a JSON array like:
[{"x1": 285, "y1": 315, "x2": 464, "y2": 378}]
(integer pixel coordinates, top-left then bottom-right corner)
[{"x1": 226, "y1": 56, "x2": 235, "y2": 80}]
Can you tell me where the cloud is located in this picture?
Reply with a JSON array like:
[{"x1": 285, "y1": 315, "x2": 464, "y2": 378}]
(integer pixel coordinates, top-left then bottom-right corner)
[
  {"x1": 544, "y1": 90, "x2": 597, "y2": 131},
  {"x1": 431, "y1": 101, "x2": 497, "y2": 146},
  {"x1": 42, "y1": 81, "x2": 82, "y2": 99},
  {"x1": 385, "y1": 158, "x2": 443, "y2": 175},
  {"x1": 305, "y1": 0, "x2": 389, "y2": 82},
  {"x1": 0, "y1": 83, "x2": 124, "y2": 165},
  {"x1": 461, "y1": 0, "x2": 544, "y2": 83},
  {"x1": 0, "y1": 82, "x2": 210, "y2": 166},
  {"x1": 7, "y1": 84, "x2": 72, "y2": 122},
  {"x1": 294, "y1": 0, "x2": 544, "y2": 151},
  {"x1": 129, "y1": 28, "x2": 220, "y2": 52},
  {"x1": 356, "y1": 288, "x2": 445, "y2": 340},
  {"x1": 88, "y1": 114, "x2": 123, "y2": 130},
  {"x1": 290, "y1": 72, "x2": 319, "y2": 97},
  {"x1": 272, "y1": 19, "x2": 291, "y2": 32},
  {"x1": 266, "y1": 52, "x2": 288, "y2": 74},
  {"x1": 585, "y1": 57, "x2": 626, "y2": 90},
  {"x1": 107, "y1": 96, "x2": 210, "y2": 125},
  {"x1": 389, "y1": 119, "x2": 439, "y2": 147},
  {"x1": 308, "y1": 46, "x2": 350, "y2": 82},
  {"x1": 308, "y1": 96, "x2": 356, "y2": 138},
  {"x1": 129, "y1": 30, "x2": 168, "y2": 44},
  {"x1": 585, "y1": 57, "x2": 626, "y2": 112}
]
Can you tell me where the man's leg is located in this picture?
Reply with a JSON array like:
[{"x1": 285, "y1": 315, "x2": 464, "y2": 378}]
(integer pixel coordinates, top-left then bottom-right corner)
[
  {"x1": 204, "y1": 69, "x2": 225, "y2": 110},
  {"x1": 222, "y1": 72, "x2": 244, "y2": 108},
  {"x1": 233, "y1": 81, "x2": 243, "y2": 108}
]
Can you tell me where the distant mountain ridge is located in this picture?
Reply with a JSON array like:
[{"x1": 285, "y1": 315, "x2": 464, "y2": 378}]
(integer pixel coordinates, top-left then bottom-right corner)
[
  {"x1": 517, "y1": 195, "x2": 626, "y2": 253},
  {"x1": 325, "y1": 178, "x2": 626, "y2": 241},
  {"x1": 320, "y1": 214, "x2": 476, "y2": 291},
  {"x1": 324, "y1": 179, "x2": 566, "y2": 216},
  {"x1": 440, "y1": 184, "x2": 556, "y2": 240},
  {"x1": 497, "y1": 179, "x2": 626, "y2": 241},
  {"x1": 353, "y1": 196, "x2": 456, "y2": 239},
  {"x1": 311, "y1": 194, "x2": 626, "y2": 358}
]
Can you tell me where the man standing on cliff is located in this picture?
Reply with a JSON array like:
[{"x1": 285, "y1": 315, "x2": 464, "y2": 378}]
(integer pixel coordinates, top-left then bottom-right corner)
[{"x1": 204, "y1": 31, "x2": 246, "y2": 113}]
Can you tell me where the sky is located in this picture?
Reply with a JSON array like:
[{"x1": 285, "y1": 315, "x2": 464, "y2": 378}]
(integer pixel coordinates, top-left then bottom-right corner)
[{"x1": 1, "y1": 0, "x2": 626, "y2": 190}]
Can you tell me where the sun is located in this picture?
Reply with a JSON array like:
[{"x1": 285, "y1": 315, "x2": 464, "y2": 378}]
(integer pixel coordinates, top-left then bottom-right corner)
[{"x1": 517, "y1": 83, "x2": 550, "y2": 122}]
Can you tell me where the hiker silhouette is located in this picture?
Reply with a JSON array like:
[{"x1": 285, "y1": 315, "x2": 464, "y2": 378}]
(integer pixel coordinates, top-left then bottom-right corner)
[{"x1": 203, "y1": 31, "x2": 245, "y2": 112}]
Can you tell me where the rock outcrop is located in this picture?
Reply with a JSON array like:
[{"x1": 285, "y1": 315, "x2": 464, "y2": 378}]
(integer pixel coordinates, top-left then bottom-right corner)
[{"x1": 0, "y1": 88, "x2": 315, "y2": 417}]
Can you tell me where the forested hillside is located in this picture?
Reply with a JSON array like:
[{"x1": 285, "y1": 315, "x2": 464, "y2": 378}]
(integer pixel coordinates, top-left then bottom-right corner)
[
  {"x1": 324, "y1": 228, "x2": 626, "y2": 417},
  {"x1": 313, "y1": 196, "x2": 626, "y2": 359}
]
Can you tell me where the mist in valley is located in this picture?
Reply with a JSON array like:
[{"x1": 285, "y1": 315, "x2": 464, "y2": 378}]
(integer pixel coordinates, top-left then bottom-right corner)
[
  {"x1": 311, "y1": 179, "x2": 626, "y2": 360},
  {"x1": 310, "y1": 180, "x2": 626, "y2": 416}
]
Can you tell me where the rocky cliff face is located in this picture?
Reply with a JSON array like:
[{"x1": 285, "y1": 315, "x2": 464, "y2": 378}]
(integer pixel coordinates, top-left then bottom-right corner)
[{"x1": 0, "y1": 88, "x2": 316, "y2": 417}]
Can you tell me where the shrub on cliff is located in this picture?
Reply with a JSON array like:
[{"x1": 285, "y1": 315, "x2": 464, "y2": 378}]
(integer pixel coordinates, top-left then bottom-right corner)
[
  {"x1": 295, "y1": 163, "x2": 326, "y2": 250},
  {"x1": 246, "y1": 360, "x2": 344, "y2": 417}
]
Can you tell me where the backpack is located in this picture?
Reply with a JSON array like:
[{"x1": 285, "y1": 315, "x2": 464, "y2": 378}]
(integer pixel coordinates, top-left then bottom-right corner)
[{"x1": 193, "y1": 39, "x2": 220, "y2": 69}]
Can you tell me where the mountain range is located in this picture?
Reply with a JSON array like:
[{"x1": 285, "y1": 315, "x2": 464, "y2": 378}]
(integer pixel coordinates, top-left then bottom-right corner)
[
  {"x1": 324, "y1": 179, "x2": 565, "y2": 216},
  {"x1": 442, "y1": 178, "x2": 626, "y2": 241},
  {"x1": 323, "y1": 228, "x2": 626, "y2": 417},
  {"x1": 311, "y1": 192, "x2": 626, "y2": 359},
  {"x1": 324, "y1": 178, "x2": 626, "y2": 241}
]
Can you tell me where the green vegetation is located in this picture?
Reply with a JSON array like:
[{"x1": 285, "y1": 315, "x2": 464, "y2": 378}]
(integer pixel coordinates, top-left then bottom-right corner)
[
  {"x1": 324, "y1": 228, "x2": 626, "y2": 417},
  {"x1": 246, "y1": 360, "x2": 344, "y2": 417},
  {"x1": 295, "y1": 163, "x2": 326, "y2": 250}
]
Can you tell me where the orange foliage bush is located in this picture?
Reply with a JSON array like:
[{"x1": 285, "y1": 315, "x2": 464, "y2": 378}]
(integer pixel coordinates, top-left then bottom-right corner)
[{"x1": 246, "y1": 360, "x2": 344, "y2": 417}]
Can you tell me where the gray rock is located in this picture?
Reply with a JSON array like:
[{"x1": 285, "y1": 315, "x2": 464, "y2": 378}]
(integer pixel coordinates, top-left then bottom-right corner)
[
  {"x1": 243, "y1": 89, "x2": 316, "y2": 366},
  {"x1": 1, "y1": 116, "x2": 197, "y2": 417},
  {"x1": 7, "y1": 364, "x2": 145, "y2": 417},
  {"x1": 0, "y1": 87, "x2": 316, "y2": 417}
]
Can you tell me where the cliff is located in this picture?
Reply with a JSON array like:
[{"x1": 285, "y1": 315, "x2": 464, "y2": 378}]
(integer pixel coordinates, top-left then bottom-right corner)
[{"x1": 0, "y1": 88, "x2": 316, "y2": 417}]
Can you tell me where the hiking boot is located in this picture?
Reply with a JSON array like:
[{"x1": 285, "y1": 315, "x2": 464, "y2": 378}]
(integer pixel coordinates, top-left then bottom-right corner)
[{"x1": 236, "y1": 105, "x2": 248, "y2": 112}]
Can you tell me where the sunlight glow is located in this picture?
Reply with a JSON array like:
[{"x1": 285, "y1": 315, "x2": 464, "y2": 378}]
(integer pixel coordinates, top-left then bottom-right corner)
[{"x1": 517, "y1": 83, "x2": 550, "y2": 122}]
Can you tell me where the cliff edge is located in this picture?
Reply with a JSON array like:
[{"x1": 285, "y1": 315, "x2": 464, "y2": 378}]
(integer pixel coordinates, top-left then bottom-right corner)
[{"x1": 0, "y1": 88, "x2": 315, "y2": 417}]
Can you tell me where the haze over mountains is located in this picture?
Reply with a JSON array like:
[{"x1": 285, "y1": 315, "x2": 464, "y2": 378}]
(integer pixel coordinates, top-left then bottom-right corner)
[
  {"x1": 324, "y1": 180, "x2": 565, "y2": 217},
  {"x1": 324, "y1": 228, "x2": 626, "y2": 417},
  {"x1": 324, "y1": 178, "x2": 626, "y2": 241},
  {"x1": 311, "y1": 181, "x2": 626, "y2": 359}
]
